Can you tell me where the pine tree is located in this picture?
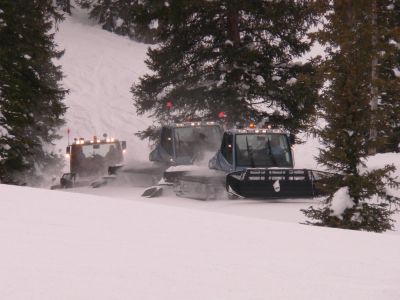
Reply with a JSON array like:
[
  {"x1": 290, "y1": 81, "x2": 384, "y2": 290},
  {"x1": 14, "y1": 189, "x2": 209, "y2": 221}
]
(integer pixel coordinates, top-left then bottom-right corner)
[
  {"x1": 374, "y1": 1, "x2": 400, "y2": 152},
  {"x1": 0, "y1": 0, "x2": 67, "y2": 185},
  {"x1": 302, "y1": 0, "x2": 400, "y2": 232},
  {"x1": 132, "y1": 0, "x2": 323, "y2": 138},
  {"x1": 76, "y1": 0, "x2": 159, "y2": 43}
]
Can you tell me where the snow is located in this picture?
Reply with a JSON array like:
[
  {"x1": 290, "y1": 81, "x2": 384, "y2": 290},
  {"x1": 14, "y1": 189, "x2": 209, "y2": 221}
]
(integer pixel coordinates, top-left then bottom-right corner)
[
  {"x1": 216, "y1": 73, "x2": 225, "y2": 87},
  {"x1": 286, "y1": 77, "x2": 297, "y2": 85},
  {"x1": 224, "y1": 39, "x2": 233, "y2": 46},
  {"x1": 364, "y1": 152, "x2": 400, "y2": 172},
  {"x1": 149, "y1": 19, "x2": 159, "y2": 29},
  {"x1": 1, "y1": 184, "x2": 400, "y2": 300},
  {"x1": 1, "y1": 6, "x2": 400, "y2": 300},
  {"x1": 166, "y1": 164, "x2": 210, "y2": 172},
  {"x1": 393, "y1": 67, "x2": 400, "y2": 78},
  {"x1": 272, "y1": 75, "x2": 281, "y2": 81},
  {"x1": 115, "y1": 17, "x2": 123, "y2": 27},
  {"x1": 330, "y1": 187, "x2": 354, "y2": 218},
  {"x1": 389, "y1": 39, "x2": 400, "y2": 49},
  {"x1": 255, "y1": 75, "x2": 265, "y2": 85},
  {"x1": 240, "y1": 83, "x2": 250, "y2": 90}
]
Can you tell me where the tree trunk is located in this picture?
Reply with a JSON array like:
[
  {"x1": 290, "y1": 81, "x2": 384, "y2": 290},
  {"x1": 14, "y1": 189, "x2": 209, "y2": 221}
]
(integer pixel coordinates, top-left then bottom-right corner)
[
  {"x1": 369, "y1": 0, "x2": 378, "y2": 155},
  {"x1": 227, "y1": 1, "x2": 240, "y2": 46}
]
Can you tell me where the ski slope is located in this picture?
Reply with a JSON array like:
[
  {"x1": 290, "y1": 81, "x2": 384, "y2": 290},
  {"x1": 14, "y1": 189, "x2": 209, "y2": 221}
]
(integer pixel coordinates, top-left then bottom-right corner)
[
  {"x1": 1, "y1": 184, "x2": 400, "y2": 300},
  {"x1": 1, "y1": 6, "x2": 400, "y2": 300},
  {"x1": 54, "y1": 7, "x2": 153, "y2": 163}
]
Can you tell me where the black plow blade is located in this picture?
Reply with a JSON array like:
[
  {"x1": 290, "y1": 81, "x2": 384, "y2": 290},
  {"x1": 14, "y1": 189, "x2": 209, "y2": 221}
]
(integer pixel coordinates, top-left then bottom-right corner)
[
  {"x1": 141, "y1": 186, "x2": 164, "y2": 198},
  {"x1": 226, "y1": 168, "x2": 337, "y2": 199}
]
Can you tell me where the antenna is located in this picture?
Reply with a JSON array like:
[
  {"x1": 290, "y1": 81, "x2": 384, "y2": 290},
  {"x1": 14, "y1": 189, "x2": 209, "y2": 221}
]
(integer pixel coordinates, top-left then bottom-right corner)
[{"x1": 67, "y1": 128, "x2": 70, "y2": 145}]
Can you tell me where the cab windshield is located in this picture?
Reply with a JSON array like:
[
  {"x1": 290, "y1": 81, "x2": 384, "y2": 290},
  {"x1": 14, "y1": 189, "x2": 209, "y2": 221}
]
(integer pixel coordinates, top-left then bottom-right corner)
[
  {"x1": 79, "y1": 142, "x2": 122, "y2": 160},
  {"x1": 174, "y1": 125, "x2": 222, "y2": 157},
  {"x1": 70, "y1": 142, "x2": 123, "y2": 176},
  {"x1": 235, "y1": 134, "x2": 292, "y2": 167}
]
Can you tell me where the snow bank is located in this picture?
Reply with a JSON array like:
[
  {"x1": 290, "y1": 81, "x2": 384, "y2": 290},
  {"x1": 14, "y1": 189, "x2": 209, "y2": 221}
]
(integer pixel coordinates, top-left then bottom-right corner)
[
  {"x1": 1, "y1": 184, "x2": 400, "y2": 300},
  {"x1": 330, "y1": 187, "x2": 354, "y2": 218}
]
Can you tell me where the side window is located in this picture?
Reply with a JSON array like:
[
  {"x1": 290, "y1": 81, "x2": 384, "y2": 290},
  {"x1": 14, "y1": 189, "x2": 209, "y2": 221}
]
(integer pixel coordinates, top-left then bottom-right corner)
[
  {"x1": 268, "y1": 134, "x2": 292, "y2": 166},
  {"x1": 220, "y1": 133, "x2": 233, "y2": 164},
  {"x1": 160, "y1": 127, "x2": 173, "y2": 155}
]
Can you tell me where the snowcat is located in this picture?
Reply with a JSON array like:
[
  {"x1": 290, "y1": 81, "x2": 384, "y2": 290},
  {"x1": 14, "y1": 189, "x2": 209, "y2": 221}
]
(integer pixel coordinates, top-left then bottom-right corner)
[
  {"x1": 146, "y1": 123, "x2": 337, "y2": 200},
  {"x1": 51, "y1": 135, "x2": 126, "y2": 189},
  {"x1": 109, "y1": 121, "x2": 224, "y2": 190}
]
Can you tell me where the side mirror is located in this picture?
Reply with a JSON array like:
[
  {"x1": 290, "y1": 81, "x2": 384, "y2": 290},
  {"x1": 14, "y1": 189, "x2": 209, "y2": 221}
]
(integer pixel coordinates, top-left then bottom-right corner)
[
  {"x1": 288, "y1": 134, "x2": 295, "y2": 145},
  {"x1": 149, "y1": 145, "x2": 160, "y2": 162},
  {"x1": 121, "y1": 141, "x2": 127, "y2": 150},
  {"x1": 66, "y1": 146, "x2": 71, "y2": 155}
]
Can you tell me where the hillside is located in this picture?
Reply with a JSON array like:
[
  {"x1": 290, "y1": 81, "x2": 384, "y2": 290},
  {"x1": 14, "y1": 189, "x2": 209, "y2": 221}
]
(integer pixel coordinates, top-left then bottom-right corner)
[{"x1": 54, "y1": 8, "x2": 153, "y2": 163}]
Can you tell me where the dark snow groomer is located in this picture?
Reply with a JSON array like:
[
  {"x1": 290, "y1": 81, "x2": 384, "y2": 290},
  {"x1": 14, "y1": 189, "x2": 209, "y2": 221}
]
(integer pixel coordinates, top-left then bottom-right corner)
[
  {"x1": 138, "y1": 121, "x2": 224, "y2": 196},
  {"x1": 209, "y1": 126, "x2": 334, "y2": 199},
  {"x1": 51, "y1": 135, "x2": 126, "y2": 189}
]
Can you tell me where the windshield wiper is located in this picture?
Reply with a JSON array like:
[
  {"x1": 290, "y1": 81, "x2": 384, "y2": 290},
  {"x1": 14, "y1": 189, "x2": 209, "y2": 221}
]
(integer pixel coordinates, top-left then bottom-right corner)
[
  {"x1": 267, "y1": 139, "x2": 278, "y2": 167},
  {"x1": 175, "y1": 131, "x2": 182, "y2": 156},
  {"x1": 246, "y1": 136, "x2": 255, "y2": 168}
]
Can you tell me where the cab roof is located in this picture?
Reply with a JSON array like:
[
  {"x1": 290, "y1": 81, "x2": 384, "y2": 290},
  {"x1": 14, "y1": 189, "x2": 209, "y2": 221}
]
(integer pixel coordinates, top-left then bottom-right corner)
[
  {"x1": 162, "y1": 121, "x2": 220, "y2": 128},
  {"x1": 71, "y1": 137, "x2": 121, "y2": 146},
  {"x1": 226, "y1": 127, "x2": 288, "y2": 135}
]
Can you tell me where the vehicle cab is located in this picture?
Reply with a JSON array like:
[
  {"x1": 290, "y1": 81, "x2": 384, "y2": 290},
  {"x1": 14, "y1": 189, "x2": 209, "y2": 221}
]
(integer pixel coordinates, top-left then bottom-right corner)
[
  {"x1": 149, "y1": 121, "x2": 223, "y2": 165},
  {"x1": 66, "y1": 135, "x2": 127, "y2": 177},
  {"x1": 209, "y1": 127, "x2": 294, "y2": 173}
]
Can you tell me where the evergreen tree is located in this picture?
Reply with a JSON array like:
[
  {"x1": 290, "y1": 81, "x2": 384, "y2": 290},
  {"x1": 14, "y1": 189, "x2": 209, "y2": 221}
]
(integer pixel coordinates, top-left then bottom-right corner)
[
  {"x1": 302, "y1": 0, "x2": 400, "y2": 232},
  {"x1": 132, "y1": 0, "x2": 323, "y2": 138},
  {"x1": 375, "y1": 0, "x2": 400, "y2": 152},
  {"x1": 76, "y1": 0, "x2": 159, "y2": 43},
  {"x1": 0, "y1": 0, "x2": 67, "y2": 185}
]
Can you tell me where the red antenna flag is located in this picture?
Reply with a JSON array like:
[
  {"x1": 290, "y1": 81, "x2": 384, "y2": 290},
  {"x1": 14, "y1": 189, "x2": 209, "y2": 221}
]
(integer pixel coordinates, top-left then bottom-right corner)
[{"x1": 67, "y1": 128, "x2": 70, "y2": 145}]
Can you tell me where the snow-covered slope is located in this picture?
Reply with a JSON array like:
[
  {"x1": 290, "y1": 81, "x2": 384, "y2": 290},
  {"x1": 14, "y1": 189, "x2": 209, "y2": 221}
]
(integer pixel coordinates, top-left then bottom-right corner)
[
  {"x1": 1, "y1": 184, "x2": 400, "y2": 300},
  {"x1": 54, "y1": 8, "x2": 153, "y2": 162}
]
